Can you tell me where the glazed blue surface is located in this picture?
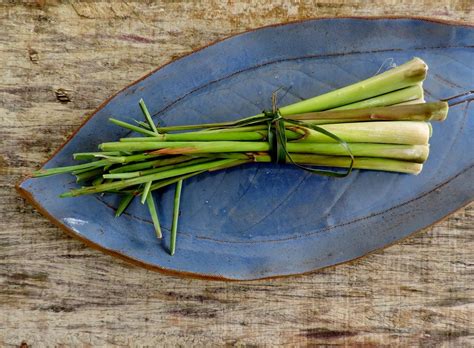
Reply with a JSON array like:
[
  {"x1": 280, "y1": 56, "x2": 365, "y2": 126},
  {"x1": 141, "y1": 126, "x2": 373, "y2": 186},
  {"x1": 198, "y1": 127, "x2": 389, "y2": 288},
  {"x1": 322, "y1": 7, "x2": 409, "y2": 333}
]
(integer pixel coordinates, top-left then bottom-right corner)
[{"x1": 20, "y1": 18, "x2": 474, "y2": 280}]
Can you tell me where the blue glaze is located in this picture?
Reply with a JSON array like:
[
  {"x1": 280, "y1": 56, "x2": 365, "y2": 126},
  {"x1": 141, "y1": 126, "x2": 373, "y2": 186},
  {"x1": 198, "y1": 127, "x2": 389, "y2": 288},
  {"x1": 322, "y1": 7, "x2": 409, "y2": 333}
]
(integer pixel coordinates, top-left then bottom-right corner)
[{"x1": 20, "y1": 18, "x2": 474, "y2": 280}]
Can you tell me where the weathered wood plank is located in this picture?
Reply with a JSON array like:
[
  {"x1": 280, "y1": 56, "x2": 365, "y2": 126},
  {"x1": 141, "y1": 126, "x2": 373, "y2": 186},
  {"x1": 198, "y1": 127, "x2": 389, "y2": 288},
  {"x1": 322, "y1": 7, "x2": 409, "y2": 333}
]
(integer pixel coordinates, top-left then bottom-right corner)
[{"x1": 1, "y1": 1, "x2": 472, "y2": 346}]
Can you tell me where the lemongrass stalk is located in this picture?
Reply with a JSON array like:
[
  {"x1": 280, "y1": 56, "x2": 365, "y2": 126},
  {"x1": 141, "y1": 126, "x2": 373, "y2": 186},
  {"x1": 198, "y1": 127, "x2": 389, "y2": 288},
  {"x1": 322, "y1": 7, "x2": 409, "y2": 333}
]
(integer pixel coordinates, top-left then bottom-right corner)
[
  {"x1": 99, "y1": 141, "x2": 270, "y2": 153},
  {"x1": 294, "y1": 121, "x2": 430, "y2": 145},
  {"x1": 118, "y1": 100, "x2": 447, "y2": 140},
  {"x1": 286, "y1": 102, "x2": 448, "y2": 124},
  {"x1": 73, "y1": 152, "x2": 124, "y2": 160},
  {"x1": 146, "y1": 193, "x2": 162, "y2": 238},
  {"x1": 102, "y1": 140, "x2": 428, "y2": 162},
  {"x1": 278, "y1": 58, "x2": 427, "y2": 115},
  {"x1": 139, "y1": 99, "x2": 159, "y2": 134},
  {"x1": 109, "y1": 118, "x2": 158, "y2": 137},
  {"x1": 254, "y1": 154, "x2": 423, "y2": 174},
  {"x1": 117, "y1": 102, "x2": 446, "y2": 143},
  {"x1": 34, "y1": 152, "x2": 165, "y2": 177},
  {"x1": 120, "y1": 130, "x2": 267, "y2": 142},
  {"x1": 115, "y1": 193, "x2": 134, "y2": 217},
  {"x1": 60, "y1": 159, "x2": 237, "y2": 197},
  {"x1": 332, "y1": 84, "x2": 423, "y2": 111},
  {"x1": 33, "y1": 159, "x2": 120, "y2": 177},
  {"x1": 109, "y1": 155, "x2": 191, "y2": 173},
  {"x1": 196, "y1": 143, "x2": 428, "y2": 162},
  {"x1": 205, "y1": 125, "x2": 268, "y2": 133},
  {"x1": 170, "y1": 180, "x2": 183, "y2": 256},
  {"x1": 287, "y1": 143, "x2": 429, "y2": 163},
  {"x1": 75, "y1": 168, "x2": 103, "y2": 182},
  {"x1": 141, "y1": 181, "x2": 152, "y2": 204},
  {"x1": 104, "y1": 158, "x2": 213, "y2": 179},
  {"x1": 101, "y1": 122, "x2": 429, "y2": 155}
]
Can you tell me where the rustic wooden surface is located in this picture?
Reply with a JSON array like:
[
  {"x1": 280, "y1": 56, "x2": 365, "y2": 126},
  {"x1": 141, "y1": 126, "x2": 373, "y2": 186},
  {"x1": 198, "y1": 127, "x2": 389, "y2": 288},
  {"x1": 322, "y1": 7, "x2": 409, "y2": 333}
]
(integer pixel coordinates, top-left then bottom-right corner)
[{"x1": 1, "y1": 1, "x2": 473, "y2": 346}]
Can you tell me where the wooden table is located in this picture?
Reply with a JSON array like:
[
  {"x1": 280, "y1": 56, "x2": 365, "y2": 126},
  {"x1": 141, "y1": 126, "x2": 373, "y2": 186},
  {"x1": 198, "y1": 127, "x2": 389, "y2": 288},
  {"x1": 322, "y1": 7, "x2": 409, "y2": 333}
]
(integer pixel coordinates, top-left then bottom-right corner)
[{"x1": 1, "y1": 1, "x2": 472, "y2": 346}]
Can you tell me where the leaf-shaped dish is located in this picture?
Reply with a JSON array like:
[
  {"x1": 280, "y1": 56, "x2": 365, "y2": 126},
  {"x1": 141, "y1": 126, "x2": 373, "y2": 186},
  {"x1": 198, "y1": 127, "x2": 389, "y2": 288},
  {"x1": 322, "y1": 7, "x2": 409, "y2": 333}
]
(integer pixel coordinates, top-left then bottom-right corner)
[{"x1": 18, "y1": 18, "x2": 473, "y2": 280}]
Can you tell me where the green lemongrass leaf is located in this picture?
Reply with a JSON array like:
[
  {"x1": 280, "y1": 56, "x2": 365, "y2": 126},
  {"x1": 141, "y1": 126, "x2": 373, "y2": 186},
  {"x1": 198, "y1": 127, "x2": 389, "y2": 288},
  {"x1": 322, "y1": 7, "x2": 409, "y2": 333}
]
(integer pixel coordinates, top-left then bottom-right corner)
[
  {"x1": 134, "y1": 120, "x2": 152, "y2": 129},
  {"x1": 146, "y1": 192, "x2": 162, "y2": 239},
  {"x1": 115, "y1": 193, "x2": 135, "y2": 217},
  {"x1": 286, "y1": 102, "x2": 448, "y2": 124},
  {"x1": 279, "y1": 58, "x2": 427, "y2": 115},
  {"x1": 103, "y1": 172, "x2": 139, "y2": 179},
  {"x1": 109, "y1": 155, "x2": 191, "y2": 174},
  {"x1": 73, "y1": 152, "x2": 124, "y2": 160},
  {"x1": 139, "y1": 98, "x2": 159, "y2": 134},
  {"x1": 120, "y1": 130, "x2": 266, "y2": 142},
  {"x1": 60, "y1": 158, "x2": 236, "y2": 197},
  {"x1": 100, "y1": 141, "x2": 269, "y2": 153},
  {"x1": 254, "y1": 154, "x2": 423, "y2": 175},
  {"x1": 104, "y1": 157, "x2": 213, "y2": 179},
  {"x1": 291, "y1": 121, "x2": 431, "y2": 145},
  {"x1": 109, "y1": 118, "x2": 158, "y2": 137},
  {"x1": 170, "y1": 180, "x2": 183, "y2": 256},
  {"x1": 33, "y1": 159, "x2": 113, "y2": 177},
  {"x1": 333, "y1": 84, "x2": 424, "y2": 110},
  {"x1": 75, "y1": 168, "x2": 103, "y2": 182},
  {"x1": 141, "y1": 181, "x2": 152, "y2": 204}
]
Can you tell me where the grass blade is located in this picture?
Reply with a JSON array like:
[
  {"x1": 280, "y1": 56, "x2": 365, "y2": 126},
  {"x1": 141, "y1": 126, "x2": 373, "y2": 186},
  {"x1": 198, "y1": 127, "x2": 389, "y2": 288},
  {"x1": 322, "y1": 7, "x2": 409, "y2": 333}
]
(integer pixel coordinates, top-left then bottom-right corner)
[{"x1": 170, "y1": 180, "x2": 183, "y2": 256}]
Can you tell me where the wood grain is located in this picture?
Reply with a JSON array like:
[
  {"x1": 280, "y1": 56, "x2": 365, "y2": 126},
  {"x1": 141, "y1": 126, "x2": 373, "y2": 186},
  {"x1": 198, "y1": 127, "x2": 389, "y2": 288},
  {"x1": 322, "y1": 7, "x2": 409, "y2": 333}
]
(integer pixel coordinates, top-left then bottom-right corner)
[{"x1": 1, "y1": 1, "x2": 473, "y2": 346}]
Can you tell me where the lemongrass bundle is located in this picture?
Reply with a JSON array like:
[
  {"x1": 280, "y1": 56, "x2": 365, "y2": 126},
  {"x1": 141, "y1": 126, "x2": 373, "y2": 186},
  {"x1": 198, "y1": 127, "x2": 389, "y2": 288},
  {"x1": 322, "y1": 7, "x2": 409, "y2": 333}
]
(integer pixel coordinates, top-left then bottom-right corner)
[{"x1": 32, "y1": 57, "x2": 450, "y2": 255}]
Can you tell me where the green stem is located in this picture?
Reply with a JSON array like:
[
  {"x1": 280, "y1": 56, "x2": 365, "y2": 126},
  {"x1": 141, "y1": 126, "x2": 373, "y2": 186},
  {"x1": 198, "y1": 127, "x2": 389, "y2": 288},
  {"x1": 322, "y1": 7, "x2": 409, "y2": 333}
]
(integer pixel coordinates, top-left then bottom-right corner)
[
  {"x1": 109, "y1": 155, "x2": 191, "y2": 173},
  {"x1": 115, "y1": 193, "x2": 135, "y2": 217},
  {"x1": 286, "y1": 101, "x2": 448, "y2": 124},
  {"x1": 120, "y1": 130, "x2": 267, "y2": 142},
  {"x1": 278, "y1": 58, "x2": 427, "y2": 115},
  {"x1": 292, "y1": 121, "x2": 431, "y2": 145},
  {"x1": 139, "y1": 99, "x2": 159, "y2": 134},
  {"x1": 170, "y1": 180, "x2": 183, "y2": 256},
  {"x1": 109, "y1": 118, "x2": 158, "y2": 137},
  {"x1": 141, "y1": 181, "x2": 152, "y2": 204},
  {"x1": 104, "y1": 157, "x2": 213, "y2": 179},
  {"x1": 332, "y1": 84, "x2": 423, "y2": 110},
  {"x1": 60, "y1": 158, "x2": 237, "y2": 197},
  {"x1": 33, "y1": 159, "x2": 118, "y2": 177},
  {"x1": 146, "y1": 192, "x2": 162, "y2": 239},
  {"x1": 254, "y1": 154, "x2": 423, "y2": 174},
  {"x1": 73, "y1": 152, "x2": 124, "y2": 160}
]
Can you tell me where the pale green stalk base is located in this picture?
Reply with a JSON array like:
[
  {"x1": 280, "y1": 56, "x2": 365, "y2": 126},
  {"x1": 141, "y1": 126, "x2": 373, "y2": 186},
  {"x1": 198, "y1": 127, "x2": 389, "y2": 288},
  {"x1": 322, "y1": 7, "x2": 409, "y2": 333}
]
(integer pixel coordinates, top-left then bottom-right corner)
[
  {"x1": 286, "y1": 102, "x2": 448, "y2": 124},
  {"x1": 255, "y1": 154, "x2": 423, "y2": 175}
]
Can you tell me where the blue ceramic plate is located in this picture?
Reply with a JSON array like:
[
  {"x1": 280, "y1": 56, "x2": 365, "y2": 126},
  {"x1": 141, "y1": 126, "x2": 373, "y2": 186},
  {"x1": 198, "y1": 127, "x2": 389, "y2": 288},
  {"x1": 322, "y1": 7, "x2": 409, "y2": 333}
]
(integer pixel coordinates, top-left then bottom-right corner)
[{"x1": 18, "y1": 18, "x2": 473, "y2": 280}]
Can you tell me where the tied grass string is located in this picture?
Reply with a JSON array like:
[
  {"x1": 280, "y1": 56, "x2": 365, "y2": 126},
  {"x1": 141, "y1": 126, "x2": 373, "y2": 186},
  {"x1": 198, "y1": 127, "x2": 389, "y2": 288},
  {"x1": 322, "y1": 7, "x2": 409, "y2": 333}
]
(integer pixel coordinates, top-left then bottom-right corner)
[{"x1": 236, "y1": 92, "x2": 355, "y2": 177}]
